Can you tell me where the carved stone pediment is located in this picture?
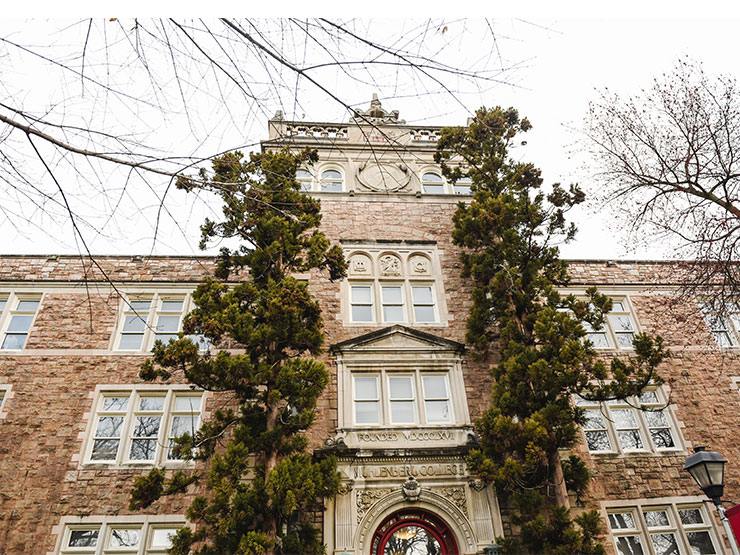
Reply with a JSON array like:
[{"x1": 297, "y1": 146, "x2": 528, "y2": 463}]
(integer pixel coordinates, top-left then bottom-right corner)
[{"x1": 331, "y1": 325, "x2": 464, "y2": 355}]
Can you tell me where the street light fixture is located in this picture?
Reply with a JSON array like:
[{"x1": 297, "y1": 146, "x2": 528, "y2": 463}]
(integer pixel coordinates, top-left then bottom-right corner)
[{"x1": 684, "y1": 446, "x2": 740, "y2": 555}]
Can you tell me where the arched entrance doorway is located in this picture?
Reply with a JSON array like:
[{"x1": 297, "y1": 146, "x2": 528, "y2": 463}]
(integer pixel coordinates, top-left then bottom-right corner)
[{"x1": 371, "y1": 509, "x2": 459, "y2": 555}]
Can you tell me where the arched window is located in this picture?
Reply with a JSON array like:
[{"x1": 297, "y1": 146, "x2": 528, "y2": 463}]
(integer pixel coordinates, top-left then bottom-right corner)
[
  {"x1": 296, "y1": 169, "x2": 313, "y2": 191},
  {"x1": 372, "y1": 509, "x2": 458, "y2": 555},
  {"x1": 320, "y1": 169, "x2": 343, "y2": 192},
  {"x1": 421, "y1": 172, "x2": 445, "y2": 194},
  {"x1": 453, "y1": 176, "x2": 472, "y2": 195}
]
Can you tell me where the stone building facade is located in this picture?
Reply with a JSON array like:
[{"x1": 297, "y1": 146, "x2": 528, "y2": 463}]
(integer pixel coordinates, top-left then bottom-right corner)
[{"x1": 1, "y1": 99, "x2": 739, "y2": 554}]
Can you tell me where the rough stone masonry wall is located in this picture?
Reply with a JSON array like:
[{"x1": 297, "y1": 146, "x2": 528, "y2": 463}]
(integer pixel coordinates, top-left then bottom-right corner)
[{"x1": 2, "y1": 233, "x2": 739, "y2": 553}]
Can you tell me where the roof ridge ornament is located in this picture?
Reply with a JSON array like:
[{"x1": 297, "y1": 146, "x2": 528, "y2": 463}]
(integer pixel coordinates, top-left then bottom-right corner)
[{"x1": 353, "y1": 93, "x2": 405, "y2": 124}]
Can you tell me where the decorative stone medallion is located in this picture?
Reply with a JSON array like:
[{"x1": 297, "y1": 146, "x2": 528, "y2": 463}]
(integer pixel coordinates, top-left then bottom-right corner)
[
  {"x1": 356, "y1": 162, "x2": 411, "y2": 192},
  {"x1": 379, "y1": 255, "x2": 401, "y2": 276},
  {"x1": 409, "y1": 255, "x2": 430, "y2": 274}
]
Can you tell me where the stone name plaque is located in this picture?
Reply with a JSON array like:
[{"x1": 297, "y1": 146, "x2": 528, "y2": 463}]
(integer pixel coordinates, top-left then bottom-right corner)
[{"x1": 354, "y1": 462, "x2": 467, "y2": 479}]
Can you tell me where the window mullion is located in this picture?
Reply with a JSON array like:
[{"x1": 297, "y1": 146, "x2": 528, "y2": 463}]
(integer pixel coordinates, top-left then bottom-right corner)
[
  {"x1": 159, "y1": 391, "x2": 173, "y2": 465},
  {"x1": 120, "y1": 391, "x2": 137, "y2": 464},
  {"x1": 415, "y1": 372, "x2": 424, "y2": 425}
]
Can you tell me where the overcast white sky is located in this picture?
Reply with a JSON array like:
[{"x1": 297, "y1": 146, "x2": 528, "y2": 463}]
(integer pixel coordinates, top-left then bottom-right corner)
[{"x1": 1, "y1": 11, "x2": 739, "y2": 259}]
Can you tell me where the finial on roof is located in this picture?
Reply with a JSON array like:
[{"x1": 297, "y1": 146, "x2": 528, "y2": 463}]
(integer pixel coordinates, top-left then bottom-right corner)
[
  {"x1": 353, "y1": 94, "x2": 405, "y2": 124},
  {"x1": 272, "y1": 110, "x2": 284, "y2": 121}
]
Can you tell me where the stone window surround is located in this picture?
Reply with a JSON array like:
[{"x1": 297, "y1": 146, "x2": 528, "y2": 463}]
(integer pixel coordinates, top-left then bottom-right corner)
[
  {"x1": 601, "y1": 496, "x2": 723, "y2": 555},
  {"x1": 419, "y1": 165, "x2": 472, "y2": 196},
  {"x1": 112, "y1": 291, "x2": 208, "y2": 353},
  {"x1": 296, "y1": 163, "x2": 345, "y2": 192},
  {"x1": 341, "y1": 244, "x2": 449, "y2": 327},
  {"x1": 338, "y1": 359, "x2": 469, "y2": 433},
  {"x1": 0, "y1": 383, "x2": 13, "y2": 419},
  {"x1": 49, "y1": 514, "x2": 187, "y2": 555},
  {"x1": 577, "y1": 385, "x2": 685, "y2": 458},
  {"x1": 75, "y1": 384, "x2": 205, "y2": 469},
  {"x1": 0, "y1": 291, "x2": 42, "y2": 350}
]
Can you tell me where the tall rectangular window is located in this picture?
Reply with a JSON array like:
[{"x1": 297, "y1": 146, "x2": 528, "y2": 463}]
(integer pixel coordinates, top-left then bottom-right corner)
[
  {"x1": 381, "y1": 285, "x2": 404, "y2": 322},
  {"x1": 388, "y1": 375, "x2": 415, "y2": 424},
  {"x1": 86, "y1": 389, "x2": 202, "y2": 466},
  {"x1": 412, "y1": 286, "x2": 436, "y2": 323},
  {"x1": 353, "y1": 375, "x2": 380, "y2": 425},
  {"x1": 0, "y1": 294, "x2": 41, "y2": 350},
  {"x1": 422, "y1": 375, "x2": 452, "y2": 423},
  {"x1": 350, "y1": 286, "x2": 373, "y2": 323}
]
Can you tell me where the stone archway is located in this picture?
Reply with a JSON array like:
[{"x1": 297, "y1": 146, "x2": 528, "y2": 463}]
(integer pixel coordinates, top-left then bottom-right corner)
[
  {"x1": 355, "y1": 489, "x2": 478, "y2": 555},
  {"x1": 371, "y1": 509, "x2": 458, "y2": 554}
]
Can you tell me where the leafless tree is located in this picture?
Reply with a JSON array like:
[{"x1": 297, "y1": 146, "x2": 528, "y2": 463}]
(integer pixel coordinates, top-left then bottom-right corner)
[
  {"x1": 0, "y1": 18, "x2": 513, "y2": 261},
  {"x1": 584, "y1": 58, "x2": 740, "y2": 316}
]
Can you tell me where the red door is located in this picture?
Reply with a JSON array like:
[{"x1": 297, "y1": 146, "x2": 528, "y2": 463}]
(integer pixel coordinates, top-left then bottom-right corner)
[{"x1": 372, "y1": 509, "x2": 459, "y2": 555}]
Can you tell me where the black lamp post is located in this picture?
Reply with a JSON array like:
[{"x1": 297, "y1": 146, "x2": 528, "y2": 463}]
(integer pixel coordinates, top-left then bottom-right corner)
[{"x1": 684, "y1": 446, "x2": 740, "y2": 555}]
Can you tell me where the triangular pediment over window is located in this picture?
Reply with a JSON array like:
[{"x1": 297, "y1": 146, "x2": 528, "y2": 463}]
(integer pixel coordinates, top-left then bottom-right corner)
[{"x1": 331, "y1": 325, "x2": 464, "y2": 354}]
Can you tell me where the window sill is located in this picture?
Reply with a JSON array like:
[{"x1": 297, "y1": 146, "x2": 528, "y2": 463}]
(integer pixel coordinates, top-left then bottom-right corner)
[
  {"x1": 80, "y1": 460, "x2": 196, "y2": 470},
  {"x1": 588, "y1": 449, "x2": 685, "y2": 459}
]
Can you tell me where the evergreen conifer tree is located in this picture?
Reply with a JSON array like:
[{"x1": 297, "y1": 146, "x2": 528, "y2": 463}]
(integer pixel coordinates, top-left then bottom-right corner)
[
  {"x1": 435, "y1": 107, "x2": 669, "y2": 554},
  {"x1": 129, "y1": 147, "x2": 347, "y2": 555}
]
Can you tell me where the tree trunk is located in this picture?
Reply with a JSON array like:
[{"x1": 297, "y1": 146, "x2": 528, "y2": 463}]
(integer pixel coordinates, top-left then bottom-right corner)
[
  {"x1": 549, "y1": 450, "x2": 570, "y2": 509},
  {"x1": 263, "y1": 401, "x2": 281, "y2": 554}
]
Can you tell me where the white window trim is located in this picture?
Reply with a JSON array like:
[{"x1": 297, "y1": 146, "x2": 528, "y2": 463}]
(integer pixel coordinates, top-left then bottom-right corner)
[
  {"x1": 318, "y1": 166, "x2": 345, "y2": 192},
  {"x1": 296, "y1": 167, "x2": 314, "y2": 192},
  {"x1": 577, "y1": 386, "x2": 684, "y2": 457},
  {"x1": 78, "y1": 385, "x2": 204, "y2": 469},
  {"x1": 420, "y1": 169, "x2": 446, "y2": 194},
  {"x1": 0, "y1": 383, "x2": 13, "y2": 419},
  {"x1": 345, "y1": 365, "x2": 463, "y2": 429},
  {"x1": 50, "y1": 515, "x2": 188, "y2": 555},
  {"x1": 349, "y1": 280, "x2": 440, "y2": 325},
  {"x1": 344, "y1": 247, "x2": 447, "y2": 327},
  {"x1": 577, "y1": 296, "x2": 640, "y2": 351},
  {"x1": 0, "y1": 292, "x2": 42, "y2": 351},
  {"x1": 112, "y1": 292, "x2": 206, "y2": 353},
  {"x1": 700, "y1": 302, "x2": 740, "y2": 347},
  {"x1": 603, "y1": 497, "x2": 723, "y2": 555},
  {"x1": 419, "y1": 167, "x2": 472, "y2": 195}
]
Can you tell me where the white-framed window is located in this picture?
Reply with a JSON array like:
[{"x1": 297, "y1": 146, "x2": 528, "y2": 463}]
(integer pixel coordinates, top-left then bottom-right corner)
[
  {"x1": 606, "y1": 502, "x2": 720, "y2": 555},
  {"x1": 56, "y1": 516, "x2": 186, "y2": 555},
  {"x1": 351, "y1": 371, "x2": 453, "y2": 426},
  {"x1": 0, "y1": 293, "x2": 41, "y2": 350},
  {"x1": 114, "y1": 293, "x2": 207, "y2": 352},
  {"x1": 577, "y1": 387, "x2": 680, "y2": 455},
  {"x1": 345, "y1": 247, "x2": 446, "y2": 326},
  {"x1": 84, "y1": 388, "x2": 202, "y2": 466},
  {"x1": 421, "y1": 171, "x2": 445, "y2": 194},
  {"x1": 452, "y1": 176, "x2": 472, "y2": 195},
  {"x1": 700, "y1": 302, "x2": 740, "y2": 347},
  {"x1": 296, "y1": 168, "x2": 314, "y2": 191},
  {"x1": 320, "y1": 168, "x2": 343, "y2": 192},
  {"x1": 349, "y1": 281, "x2": 438, "y2": 324},
  {"x1": 584, "y1": 298, "x2": 638, "y2": 350},
  {"x1": 0, "y1": 384, "x2": 11, "y2": 418}
]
